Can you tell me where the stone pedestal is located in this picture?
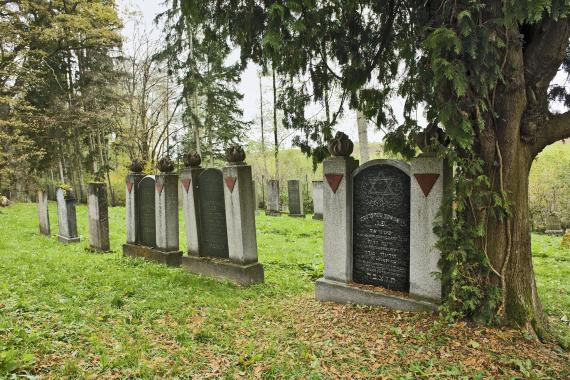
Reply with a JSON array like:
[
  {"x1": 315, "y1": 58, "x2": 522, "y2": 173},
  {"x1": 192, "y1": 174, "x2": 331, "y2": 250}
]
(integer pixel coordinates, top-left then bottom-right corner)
[
  {"x1": 56, "y1": 187, "x2": 80, "y2": 244},
  {"x1": 409, "y1": 154, "x2": 450, "y2": 302},
  {"x1": 37, "y1": 190, "x2": 50, "y2": 236},
  {"x1": 125, "y1": 173, "x2": 145, "y2": 244},
  {"x1": 87, "y1": 183, "x2": 110, "y2": 252},
  {"x1": 265, "y1": 180, "x2": 280, "y2": 216},
  {"x1": 155, "y1": 173, "x2": 182, "y2": 260},
  {"x1": 312, "y1": 181, "x2": 324, "y2": 220},
  {"x1": 181, "y1": 163, "x2": 264, "y2": 286},
  {"x1": 287, "y1": 180, "x2": 304, "y2": 217},
  {"x1": 322, "y1": 156, "x2": 358, "y2": 282},
  {"x1": 181, "y1": 167, "x2": 204, "y2": 256}
]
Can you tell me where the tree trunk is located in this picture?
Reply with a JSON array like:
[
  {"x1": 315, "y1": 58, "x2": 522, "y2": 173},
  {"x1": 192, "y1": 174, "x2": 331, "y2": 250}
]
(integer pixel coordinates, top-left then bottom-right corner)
[
  {"x1": 272, "y1": 68, "x2": 279, "y2": 180},
  {"x1": 356, "y1": 109, "x2": 370, "y2": 163}
]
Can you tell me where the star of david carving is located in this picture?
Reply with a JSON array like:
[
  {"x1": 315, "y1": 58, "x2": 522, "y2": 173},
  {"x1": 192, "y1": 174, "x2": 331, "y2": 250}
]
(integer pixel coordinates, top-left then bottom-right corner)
[{"x1": 369, "y1": 174, "x2": 397, "y2": 196}]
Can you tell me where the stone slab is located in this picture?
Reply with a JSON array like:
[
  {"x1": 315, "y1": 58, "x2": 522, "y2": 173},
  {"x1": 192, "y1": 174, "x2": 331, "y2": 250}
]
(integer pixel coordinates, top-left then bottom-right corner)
[
  {"x1": 58, "y1": 235, "x2": 81, "y2": 244},
  {"x1": 122, "y1": 243, "x2": 182, "y2": 267},
  {"x1": 312, "y1": 181, "x2": 324, "y2": 220},
  {"x1": 37, "y1": 190, "x2": 50, "y2": 236},
  {"x1": 181, "y1": 256, "x2": 264, "y2": 286},
  {"x1": 287, "y1": 180, "x2": 304, "y2": 217},
  {"x1": 315, "y1": 278, "x2": 438, "y2": 312},
  {"x1": 88, "y1": 183, "x2": 110, "y2": 252},
  {"x1": 266, "y1": 180, "x2": 280, "y2": 216}
]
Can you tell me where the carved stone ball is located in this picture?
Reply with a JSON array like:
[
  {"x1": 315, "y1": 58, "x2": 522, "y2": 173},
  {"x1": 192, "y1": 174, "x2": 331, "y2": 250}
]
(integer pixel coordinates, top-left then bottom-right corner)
[
  {"x1": 129, "y1": 159, "x2": 145, "y2": 173},
  {"x1": 226, "y1": 145, "x2": 246, "y2": 164},
  {"x1": 328, "y1": 131, "x2": 354, "y2": 157},
  {"x1": 157, "y1": 156, "x2": 175, "y2": 173},
  {"x1": 183, "y1": 151, "x2": 202, "y2": 168}
]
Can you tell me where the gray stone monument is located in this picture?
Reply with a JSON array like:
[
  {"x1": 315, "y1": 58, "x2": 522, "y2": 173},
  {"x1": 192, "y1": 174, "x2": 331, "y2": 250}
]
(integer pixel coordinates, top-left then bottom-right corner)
[
  {"x1": 37, "y1": 190, "x2": 50, "y2": 236},
  {"x1": 315, "y1": 132, "x2": 449, "y2": 312},
  {"x1": 265, "y1": 180, "x2": 280, "y2": 216},
  {"x1": 312, "y1": 181, "x2": 324, "y2": 220},
  {"x1": 180, "y1": 152, "x2": 204, "y2": 256},
  {"x1": 287, "y1": 180, "x2": 304, "y2": 217},
  {"x1": 56, "y1": 187, "x2": 80, "y2": 244},
  {"x1": 125, "y1": 160, "x2": 145, "y2": 245},
  {"x1": 87, "y1": 182, "x2": 110, "y2": 252},
  {"x1": 123, "y1": 158, "x2": 182, "y2": 267},
  {"x1": 181, "y1": 146, "x2": 264, "y2": 286},
  {"x1": 545, "y1": 213, "x2": 564, "y2": 235}
]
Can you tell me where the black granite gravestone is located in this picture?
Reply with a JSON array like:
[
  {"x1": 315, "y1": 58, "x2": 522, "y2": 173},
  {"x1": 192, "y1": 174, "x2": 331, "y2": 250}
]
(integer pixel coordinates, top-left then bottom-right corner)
[
  {"x1": 138, "y1": 176, "x2": 156, "y2": 248},
  {"x1": 198, "y1": 169, "x2": 229, "y2": 258},
  {"x1": 352, "y1": 162, "x2": 410, "y2": 292}
]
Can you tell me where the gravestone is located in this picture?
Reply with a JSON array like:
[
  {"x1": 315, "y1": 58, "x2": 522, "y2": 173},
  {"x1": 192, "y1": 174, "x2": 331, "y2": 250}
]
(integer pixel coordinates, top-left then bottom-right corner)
[
  {"x1": 138, "y1": 176, "x2": 156, "y2": 247},
  {"x1": 37, "y1": 190, "x2": 50, "y2": 236},
  {"x1": 155, "y1": 173, "x2": 180, "y2": 253},
  {"x1": 181, "y1": 166, "x2": 204, "y2": 256},
  {"x1": 266, "y1": 180, "x2": 280, "y2": 216},
  {"x1": 545, "y1": 214, "x2": 564, "y2": 235},
  {"x1": 287, "y1": 180, "x2": 304, "y2": 217},
  {"x1": 316, "y1": 132, "x2": 449, "y2": 312},
  {"x1": 312, "y1": 181, "x2": 324, "y2": 220},
  {"x1": 56, "y1": 187, "x2": 80, "y2": 244},
  {"x1": 352, "y1": 161, "x2": 410, "y2": 292},
  {"x1": 87, "y1": 183, "x2": 110, "y2": 252},
  {"x1": 198, "y1": 168, "x2": 229, "y2": 258}
]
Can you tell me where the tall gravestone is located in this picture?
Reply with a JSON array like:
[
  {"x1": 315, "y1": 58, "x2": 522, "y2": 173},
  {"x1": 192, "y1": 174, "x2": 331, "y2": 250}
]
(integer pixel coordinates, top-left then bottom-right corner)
[
  {"x1": 56, "y1": 187, "x2": 80, "y2": 244},
  {"x1": 181, "y1": 152, "x2": 204, "y2": 256},
  {"x1": 287, "y1": 180, "x2": 304, "y2": 217},
  {"x1": 87, "y1": 183, "x2": 110, "y2": 252},
  {"x1": 123, "y1": 158, "x2": 182, "y2": 267},
  {"x1": 198, "y1": 168, "x2": 230, "y2": 258},
  {"x1": 316, "y1": 132, "x2": 448, "y2": 312},
  {"x1": 37, "y1": 190, "x2": 50, "y2": 236},
  {"x1": 265, "y1": 180, "x2": 280, "y2": 216},
  {"x1": 312, "y1": 181, "x2": 324, "y2": 220},
  {"x1": 181, "y1": 147, "x2": 264, "y2": 286},
  {"x1": 125, "y1": 161, "x2": 145, "y2": 245}
]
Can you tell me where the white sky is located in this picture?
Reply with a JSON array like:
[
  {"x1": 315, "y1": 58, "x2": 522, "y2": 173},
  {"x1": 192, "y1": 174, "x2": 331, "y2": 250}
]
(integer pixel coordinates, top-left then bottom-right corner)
[{"x1": 117, "y1": 0, "x2": 386, "y2": 148}]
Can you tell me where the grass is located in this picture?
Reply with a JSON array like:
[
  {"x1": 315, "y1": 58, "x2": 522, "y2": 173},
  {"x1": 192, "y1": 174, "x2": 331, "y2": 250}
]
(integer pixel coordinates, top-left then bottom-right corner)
[{"x1": 0, "y1": 202, "x2": 568, "y2": 378}]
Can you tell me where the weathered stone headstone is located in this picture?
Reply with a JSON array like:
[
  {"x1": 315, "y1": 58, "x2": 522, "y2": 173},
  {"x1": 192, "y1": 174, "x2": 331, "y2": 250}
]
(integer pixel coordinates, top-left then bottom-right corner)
[
  {"x1": 125, "y1": 172, "x2": 145, "y2": 244},
  {"x1": 138, "y1": 176, "x2": 156, "y2": 248},
  {"x1": 265, "y1": 180, "x2": 280, "y2": 216},
  {"x1": 316, "y1": 132, "x2": 448, "y2": 312},
  {"x1": 353, "y1": 161, "x2": 410, "y2": 292},
  {"x1": 155, "y1": 172, "x2": 180, "y2": 253},
  {"x1": 37, "y1": 190, "x2": 50, "y2": 236},
  {"x1": 545, "y1": 214, "x2": 564, "y2": 235},
  {"x1": 181, "y1": 166, "x2": 204, "y2": 256},
  {"x1": 181, "y1": 146, "x2": 264, "y2": 286},
  {"x1": 287, "y1": 180, "x2": 304, "y2": 217},
  {"x1": 198, "y1": 168, "x2": 229, "y2": 258},
  {"x1": 87, "y1": 183, "x2": 110, "y2": 252},
  {"x1": 312, "y1": 181, "x2": 324, "y2": 220},
  {"x1": 56, "y1": 187, "x2": 80, "y2": 244}
]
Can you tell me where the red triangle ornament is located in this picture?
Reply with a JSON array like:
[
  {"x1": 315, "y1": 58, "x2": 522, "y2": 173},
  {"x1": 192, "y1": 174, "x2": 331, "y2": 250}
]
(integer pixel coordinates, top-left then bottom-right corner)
[
  {"x1": 325, "y1": 174, "x2": 344, "y2": 194},
  {"x1": 225, "y1": 176, "x2": 237, "y2": 193},
  {"x1": 181, "y1": 178, "x2": 191, "y2": 193},
  {"x1": 155, "y1": 180, "x2": 164, "y2": 194},
  {"x1": 414, "y1": 173, "x2": 440, "y2": 197},
  {"x1": 126, "y1": 181, "x2": 134, "y2": 194}
]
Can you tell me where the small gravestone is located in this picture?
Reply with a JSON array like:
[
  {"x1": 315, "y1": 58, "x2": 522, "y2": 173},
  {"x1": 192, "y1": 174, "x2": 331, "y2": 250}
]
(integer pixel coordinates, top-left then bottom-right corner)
[
  {"x1": 198, "y1": 168, "x2": 229, "y2": 258},
  {"x1": 56, "y1": 187, "x2": 80, "y2": 244},
  {"x1": 37, "y1": 190, "x2": 50, "y2": 236},
  {"x1": 545, "y1": 214, "x2": 564, "y2": 236},
  {"x1": 265, "y1": 180, "x2": 280, "y2": 216},
  {"x1": 87, "y1": 183, "x2": 110, "y2": 252},
  {"x1": 287, "y1": 180, "x2": 304, "y2": 217},
  {"x1": 138, "y1": 176, "x2": 156, "y2": 247},
  {"x1": 353, "y1": 162, "x2": 410, "y2": 292},
  {"x1": 312, "y1": 181, "x2": 324, "y2": 220}
]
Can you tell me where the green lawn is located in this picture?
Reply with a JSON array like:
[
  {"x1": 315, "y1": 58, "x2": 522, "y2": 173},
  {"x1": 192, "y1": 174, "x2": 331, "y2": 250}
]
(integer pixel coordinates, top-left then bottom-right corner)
[{"x1": 0, "y1": 202, "x2": 568, "y2": 378}]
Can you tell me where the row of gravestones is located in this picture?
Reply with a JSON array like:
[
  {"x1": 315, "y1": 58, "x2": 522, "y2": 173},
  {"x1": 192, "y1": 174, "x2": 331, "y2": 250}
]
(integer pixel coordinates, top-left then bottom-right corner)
[
  {"x1": 123, "y1": 147, "x2": 264, "y2": 286},
  {"x1": 35, "y1": 134, "x2": 452, "y2": 313},
  {"x1": 37, "y1": 183, "x2": 110, "y2": 251},
  {"x1": 265, "y1": 180, "x2": 324, "y2": 220}
]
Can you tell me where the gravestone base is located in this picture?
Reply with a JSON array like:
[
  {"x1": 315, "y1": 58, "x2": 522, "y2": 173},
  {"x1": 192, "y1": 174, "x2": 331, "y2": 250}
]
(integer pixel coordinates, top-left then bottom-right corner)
[
  {"x1": 87, "y1": 245, "x2": 112, "y2": 253},
  {"x1": 315, "y1": 278, "x2": 438, "y2": 312},
  {"x1": 288, "y1": 213, "x2": 305, "y2": 218},
  {"x1": 181, "y1": 256, "x2": 264, "y2": 287},
  {"x1": 122, "y1": 243, "x2": 182, "y2": 267},
  {"x1": 312, "y1": 213, "x2": 323, "y2": 220},
  {"x1": 545, "y1": 229, "x2": 564, "y2": 236},
  {"x1": 265, "y1": 210, "x2": 281, "y2": 216},
  {"x1": 58, "y1": 235, "x2": 81, "y2": 244}
]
